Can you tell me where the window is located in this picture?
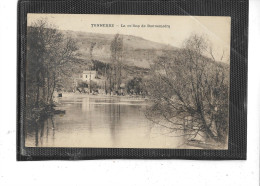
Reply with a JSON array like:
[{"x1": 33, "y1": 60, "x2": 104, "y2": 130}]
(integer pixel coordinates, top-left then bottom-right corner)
[{"x1": 86, "y1": 75, "x2": 88, "y2": 78}]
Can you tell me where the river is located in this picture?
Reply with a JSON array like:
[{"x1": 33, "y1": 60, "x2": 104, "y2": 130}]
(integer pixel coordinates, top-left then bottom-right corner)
[{"x1": 25, "y1": 94, "x2": 183, "y2": 148}]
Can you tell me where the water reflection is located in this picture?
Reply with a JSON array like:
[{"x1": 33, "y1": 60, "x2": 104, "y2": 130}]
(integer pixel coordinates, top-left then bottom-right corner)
[{"x1": 25, "y1": 95, "x2": 182, "y2": 148}]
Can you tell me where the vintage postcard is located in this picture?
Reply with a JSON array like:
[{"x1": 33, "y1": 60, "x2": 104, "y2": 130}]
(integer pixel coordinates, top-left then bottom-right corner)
[{"x1": 25, "y1": 14, "x2": 230, "y2": 149}]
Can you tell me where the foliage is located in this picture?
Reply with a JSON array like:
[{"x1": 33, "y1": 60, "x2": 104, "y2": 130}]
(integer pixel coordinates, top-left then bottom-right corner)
[
  {"x1": 78, "y1": 82, "x2": 88, "y2": 88},
  {"x1": 108, "y1": 34, "x2": 124, "y2": 92},
  {"x1": 126, "y1": 77, "x2": 143, "y2": 95},
  {"x1": 26, "y1": 19, "x2": 80, "y2": 117}
]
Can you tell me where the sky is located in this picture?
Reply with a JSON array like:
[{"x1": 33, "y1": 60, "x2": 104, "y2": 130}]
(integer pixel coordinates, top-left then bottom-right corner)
[{"x1": 28, "y1": 14, "x2": 231, "y2": 62}]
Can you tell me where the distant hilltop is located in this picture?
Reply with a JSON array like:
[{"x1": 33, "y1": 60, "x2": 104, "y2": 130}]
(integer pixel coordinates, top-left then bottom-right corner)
[{"x1": 60, "y1": 30, "x2": 178, "y2": 69}]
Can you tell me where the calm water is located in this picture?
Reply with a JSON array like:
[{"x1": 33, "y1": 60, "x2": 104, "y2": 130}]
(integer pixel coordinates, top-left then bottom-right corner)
[{"x1": 25, "y1": 95, "x2": 182, "y2": 148}]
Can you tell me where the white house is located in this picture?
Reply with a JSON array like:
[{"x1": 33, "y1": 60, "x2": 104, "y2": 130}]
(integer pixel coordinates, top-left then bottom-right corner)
[
  {"x1": 77, "y1": 71, "x2": 107, "y2": 93},
  {"x1": 82, "y1": 71, "x2": 97, "y2": 82}
]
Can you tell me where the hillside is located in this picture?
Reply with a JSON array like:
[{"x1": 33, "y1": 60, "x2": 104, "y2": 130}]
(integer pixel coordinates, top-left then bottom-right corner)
[
  {"x1": 27, "y1": 26, "x2": 229, "y2": 93},
  {"x1": 60, "y1": 30, "x2": 178, "y2": 68}
]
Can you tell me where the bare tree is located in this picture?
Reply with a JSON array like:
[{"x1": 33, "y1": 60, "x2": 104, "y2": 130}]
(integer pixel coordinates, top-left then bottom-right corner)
[{"x1": 146, "y1": 34, "x2": 229, "y2": 146}]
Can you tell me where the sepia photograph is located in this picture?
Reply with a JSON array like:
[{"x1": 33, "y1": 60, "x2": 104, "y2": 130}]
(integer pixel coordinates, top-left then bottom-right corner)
[{"x1": 25, "y1": 14, "x2": 231, "y2": 149}]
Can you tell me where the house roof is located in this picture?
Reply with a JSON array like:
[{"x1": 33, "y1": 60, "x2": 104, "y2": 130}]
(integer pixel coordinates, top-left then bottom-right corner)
[{"x1": 83, "y1": 71, "x2": 97, "y2": 74}]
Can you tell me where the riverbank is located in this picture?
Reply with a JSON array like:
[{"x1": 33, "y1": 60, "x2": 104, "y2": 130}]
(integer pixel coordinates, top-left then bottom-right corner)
[{"x1": 55, "y1": 92, "x2": 149, "y2": 101}]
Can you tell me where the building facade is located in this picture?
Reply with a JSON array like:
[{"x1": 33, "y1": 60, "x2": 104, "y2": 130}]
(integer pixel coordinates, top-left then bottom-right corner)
[{"x1": 82, "y1": 71, "x2": 98, "y2": 82}]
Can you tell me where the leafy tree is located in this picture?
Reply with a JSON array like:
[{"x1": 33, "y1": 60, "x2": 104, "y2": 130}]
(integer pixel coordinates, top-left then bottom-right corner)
[
  {"x1": 109, "y1": 34, "x2": 123, "y2": 93},
  {"x1": 26, "y1": 19, "x2": 80, "y2": 116},
  {"x1": 126, "y1": 77, "x2": 143, "y2": 95}
]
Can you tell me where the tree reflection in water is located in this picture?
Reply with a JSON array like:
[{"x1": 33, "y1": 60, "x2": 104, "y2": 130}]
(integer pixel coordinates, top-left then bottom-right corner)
[
  {"x1": 31, "y1": 115, "x2": 56, "y2": 147},
  {"x1": 25, "y1": 96, "x2": 183, "y2": 148}
]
